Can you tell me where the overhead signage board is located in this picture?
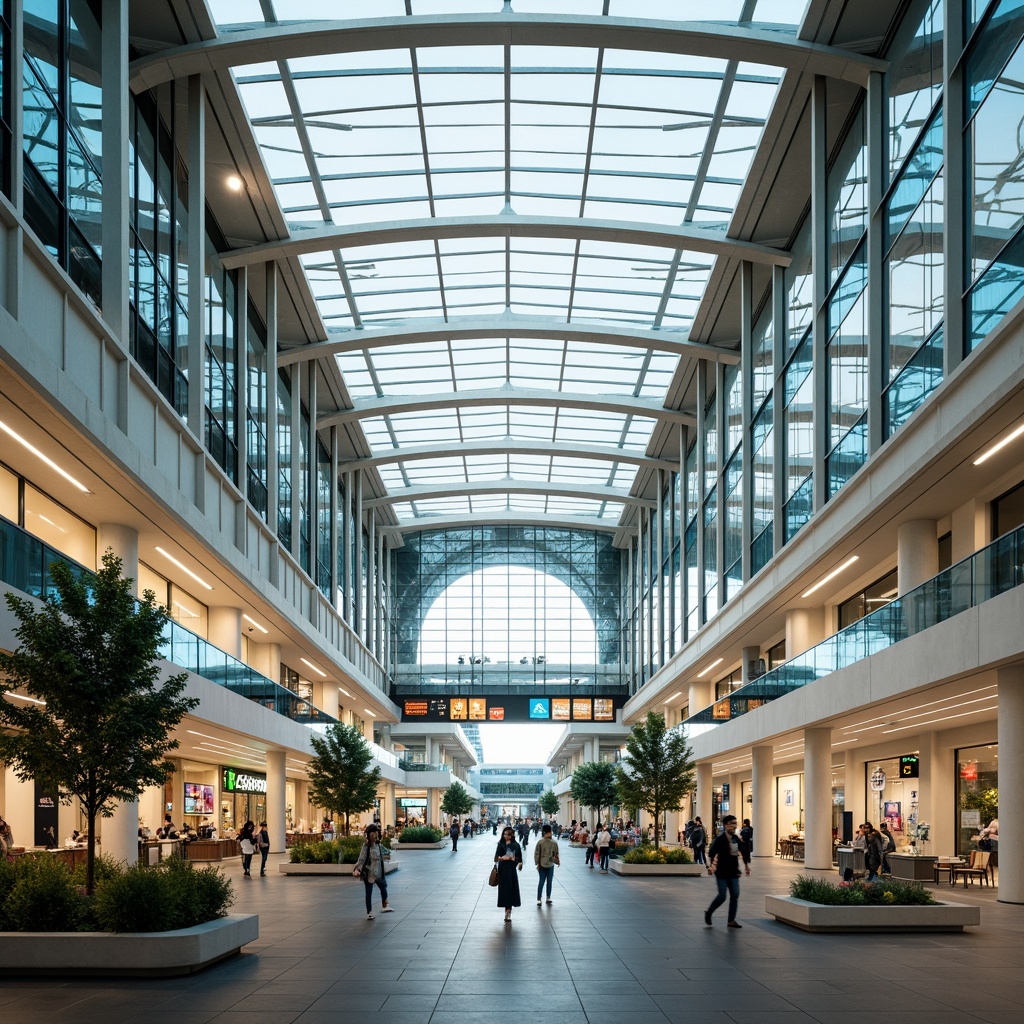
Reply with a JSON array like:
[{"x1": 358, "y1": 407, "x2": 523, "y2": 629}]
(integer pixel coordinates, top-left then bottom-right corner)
[
  {"x1": 222, "y1": 767, "x2": 267, "y2": 794},
  {"x1": 400, "y1": 695, "x2": 624, "y2": 724},
  {"x1": 899, "y1": 754, "x2": 920, "y2": 778}
]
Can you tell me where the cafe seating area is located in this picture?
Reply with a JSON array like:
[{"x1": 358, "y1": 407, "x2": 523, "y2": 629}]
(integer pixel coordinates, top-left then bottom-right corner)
[{"x1": 778, "y1": 835, "x2": 805, "y2": 860}]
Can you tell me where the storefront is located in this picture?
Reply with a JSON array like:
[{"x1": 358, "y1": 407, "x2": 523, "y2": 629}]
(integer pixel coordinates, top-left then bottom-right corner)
[
  {"x1": 957, "y1": 744, "x2": 998, "y2": 859},
  {"x1": 221, "y1": 767, "x2": 267, "y2": 832},
  {"x1": 866, "y1": 755, "x2": 920, "y2": 849}
]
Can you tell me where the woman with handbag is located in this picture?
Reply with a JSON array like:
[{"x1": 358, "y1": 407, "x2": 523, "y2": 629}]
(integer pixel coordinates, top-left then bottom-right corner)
[
  {"x1": 494, "y1": 825, "x2": 523, "y2": 923},
  {"x1": 353, "y1": 824, "x2": 393, "y2": 919},
  {"x1": 238, "y1": 820, "x2": 257, "y2": 878},
  {"x1": 257, "y1": 821, "x2": 270, "y2": 876}
]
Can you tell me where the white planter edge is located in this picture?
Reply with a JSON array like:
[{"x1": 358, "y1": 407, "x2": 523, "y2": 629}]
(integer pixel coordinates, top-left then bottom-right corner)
[
  {"x1": 610, "y1": 860, "x2": 703, "y2": 876},
  {"x1": 765, "y1": 894, "x2": 981, "y2": 932},
  {"x1": 0, "y1": 913, "x2": 259, "y2": 977},
  {"x1": 395, "y1": 840, "x2": 449, "y2": 849},
  {"x1": 279, "y1": 860, "x2": 399, "y2": 875}
]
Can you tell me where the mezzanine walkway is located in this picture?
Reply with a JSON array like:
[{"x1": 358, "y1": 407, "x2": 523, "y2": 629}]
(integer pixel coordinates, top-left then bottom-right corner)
[{"x1": 0, "y1": 836, "x2": 1019, "y2": 1024}]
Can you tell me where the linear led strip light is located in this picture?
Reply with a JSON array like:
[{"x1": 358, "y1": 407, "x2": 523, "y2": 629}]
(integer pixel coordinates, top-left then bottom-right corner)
[
  {"x1": 801, "y1": 556, "x2": 859, "y2": 598},
  {"x1": 974, "y1": 421, "x2": 1024, "y2": 465},
  {"x1": 0, "y1": 418, "x2": 90, "y2": 492},
  {"x1": 155, "y1": 546, "x2": 213, "y2": 590}
]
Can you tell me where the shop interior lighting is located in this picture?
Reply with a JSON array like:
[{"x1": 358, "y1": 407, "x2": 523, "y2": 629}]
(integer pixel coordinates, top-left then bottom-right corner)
[
  {"x1": 696, "y1": 657, "x2": 723, "y2": 678},
  {"x1": 973, "y1": 421, "x2": 1024, "y2": 465},
  {"x1": 242, "y1": 613, "x2": 268, "y2": 634},
  {"x1": 0, "y1": 418, "x2": 90, "y2": 492},
  {"x1": 155, "y1": 546, "x2": 213, "y2": 590},
  {"x1": 663, "y1": 691, "x2": 682, "y2": 703},
  {"x1": 300, "y1": 657, "x2": 327, "y2": 678},
  {"x1": 801, "y1": 555, "x2": 859, "y2": 598}
]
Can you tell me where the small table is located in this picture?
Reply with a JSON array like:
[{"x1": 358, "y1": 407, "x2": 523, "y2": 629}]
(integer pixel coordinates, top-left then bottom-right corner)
[
  {"x1": 888, "y1": 853, "x2": 937, "y2": 880},
  {"x1": 933, "y1": 859, "x2": 964, "y2": 884}
]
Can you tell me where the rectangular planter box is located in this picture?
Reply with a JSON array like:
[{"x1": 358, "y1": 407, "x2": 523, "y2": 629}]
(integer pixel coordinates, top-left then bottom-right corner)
[
  {"x1": 280, "y1": 860, "x2": 399, "y2": 875},
  {"x1": 765, "y1": 894, "x2": 980, "y2": 933},
  {"x1": 610, "y1": 860, "x2": 704, "y2": 876},
  {"x1": 0, "y1": 913, "x2": 259, "y2": 977},
  {"x1": 888, "y1": 854, "x2": 938, "y2": 880},
  {"x1": 395, "y1": 840, "x2": 449, "y2": 849}
]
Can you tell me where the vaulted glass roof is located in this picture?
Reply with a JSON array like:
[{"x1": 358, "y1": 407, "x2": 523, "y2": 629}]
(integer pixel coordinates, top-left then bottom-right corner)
[{"x1": 198, "y1": 1, "x2": 815, "y2": 528}]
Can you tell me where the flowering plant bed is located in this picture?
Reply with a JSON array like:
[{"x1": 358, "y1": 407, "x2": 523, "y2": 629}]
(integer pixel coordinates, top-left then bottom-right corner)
[
  {"x1": 789, "y1": 874, "x2": 935, "y2": 906},
  {"x1": 766, "y1": 894, "x2": 979, "y2": 932}
]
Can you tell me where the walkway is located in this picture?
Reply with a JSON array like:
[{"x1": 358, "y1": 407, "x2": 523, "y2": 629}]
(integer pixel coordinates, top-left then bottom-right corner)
[{"x1": 1, "y1": 836, "x2": 1020, "y2": 1023}]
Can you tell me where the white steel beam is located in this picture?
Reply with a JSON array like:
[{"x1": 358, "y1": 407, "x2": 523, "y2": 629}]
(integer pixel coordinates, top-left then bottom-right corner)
[{"x1": 365, "y1": 481, "x2": 655, "y2": 510}]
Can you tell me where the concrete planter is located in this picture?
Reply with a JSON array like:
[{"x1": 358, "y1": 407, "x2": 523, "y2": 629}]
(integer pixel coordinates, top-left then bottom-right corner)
[
  {"x1": 395, "y1": 840, "x2": 449, "y2": 849},
  {"x1": 610, "y1": 860, "x2": 703, "y2": 876},
  {"x1": 280, "y1": 860, "x2": 399, "y2": 876},
  {"x1": 0, "y1": 913, "x2": 259, "y2": 977},
  {"x1": 765, "y1": 894, "x2": 980, "y2": 933}
]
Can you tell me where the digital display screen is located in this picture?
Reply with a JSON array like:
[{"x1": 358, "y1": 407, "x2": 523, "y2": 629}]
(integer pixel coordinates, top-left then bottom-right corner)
[{"x1": 184, "y1": 782, "x2": 214, "y2": 815}]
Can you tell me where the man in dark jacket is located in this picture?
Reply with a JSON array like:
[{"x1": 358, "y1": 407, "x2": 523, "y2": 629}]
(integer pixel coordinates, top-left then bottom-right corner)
[
  {"x1": 703, "y1": 815, "x2": 751, "y2": 928},
  {"x1": 449, "y1": 819, "x2": 460, "y2": 852}
]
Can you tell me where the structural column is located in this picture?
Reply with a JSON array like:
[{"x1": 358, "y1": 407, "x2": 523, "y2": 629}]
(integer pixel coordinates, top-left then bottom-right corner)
[
  {"x1": 97, "y1": 524, "x2": 139, "y2": 594},
  {"x1": 786, "y1": 607, "x2": 824, "y2": 659},
  {"x1": 803, "y1": 727, "x2": 833, "y2": 869},
  {"x1": 186, "y1": 75, "x2": 207, "y2": 445},
  {"x1": 997, "y1": 665, "x2": 1024, "y2": 903},
  {"x1": 695, "y1": 761, "x2": 713, "y2": 836},
  {"x1": 266, "y1": 749, "x2": 287, "y2": 853},
  {"x1": 897, "y1": 520, "x2": 938, "y2": 595},
  {"x1": 751, "y1": 744, "x2": 774, "y2": 858},
  {"x1": 208, "y1": 607, "x2": 243, "y2": 660},
  {"x1": 105, "y1": 798, "x2": 139, "y2": 867}
]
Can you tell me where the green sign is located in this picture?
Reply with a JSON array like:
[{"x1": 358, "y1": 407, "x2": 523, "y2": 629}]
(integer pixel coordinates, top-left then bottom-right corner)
[
  {"x1": 221, "y1": 767, "x2": 267, "y2": 794},
  {"x1": 899, "y1": 755, "x2": 920, "y2": 779}
]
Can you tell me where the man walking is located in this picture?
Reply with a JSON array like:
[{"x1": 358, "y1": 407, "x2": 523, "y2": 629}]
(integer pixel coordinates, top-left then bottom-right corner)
[
  {"x1": 689, "y1": 816, "x2": 708, "y2": 865},
  {"x1": 704, "y1": 815, "x2": 750, "y2": 928},
  {"x1": 595, "y1": 822, "x2": 612, "y2": 872},
  {"x1": 534, "y1": 823, "x2": 560, "y2": 904},
  {"x1": 449, "y1": 818, "x2": 460, "y2": 852}
]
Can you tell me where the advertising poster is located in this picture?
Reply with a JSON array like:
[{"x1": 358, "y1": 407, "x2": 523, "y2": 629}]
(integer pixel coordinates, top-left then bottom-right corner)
[
  {"x1": 488, "y1": 705, "x2": 504, "y2": 720},
  {"x1": 572, "y1": 698, "x2": 592, "y2": 720},
  {"x1": 594, "y1": 698, "x2": 614, "y2": 721},
  {"x1": 552, "y1": 698, "x2": 570, "y2": 720},
  {"x1": 469, "y1": 698, "x2": 487, "y2": 720},
  {"x1": 883, "y1": 801, "x2": 902, "y2": 830},
  {"x1": 449, "y1": 698, "x2": 468, "y2": 720}
]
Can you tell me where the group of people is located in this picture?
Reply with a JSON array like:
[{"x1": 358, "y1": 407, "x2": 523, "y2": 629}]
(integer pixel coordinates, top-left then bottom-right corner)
[
  {"x1": 852, "y1": 820, "x2": 896, "y2": 880},
  {"x1": 238, "y1": 820, "x2": 270, "y2": 877},
  {"x1": 492, "y1": 823, "x2": 561, "y2": 922},
  {"x1": 571, "y1": 822, "x2": 615, "y2": 871}
]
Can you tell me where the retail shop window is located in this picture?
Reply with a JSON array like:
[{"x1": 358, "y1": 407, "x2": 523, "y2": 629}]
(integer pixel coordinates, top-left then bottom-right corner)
[
  {"x1": 168, "y1": 583, "x2": 207, "y2": 637},
  {"x1": 714, "y1": 669, "x2": 741, "y2": 701},
  {"x1": 837, "y1": 568, "x2": 898, "y2": 629},
  {"x1": 956, "y1": 744, "x2": 998, "y2": 859},
  {"x1": 766, "y1": 638, "x2": 786, "y2": 670},
  {"x1": 938, "y1": 531, "x2": 952, "y2": 571}
]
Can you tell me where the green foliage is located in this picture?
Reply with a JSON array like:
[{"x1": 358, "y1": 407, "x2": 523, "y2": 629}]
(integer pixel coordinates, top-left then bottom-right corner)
[
  {"x1": 539, "y1": 789, "x2": 560, "y2": 816},
  {"x1": 398, "y1": 825, "x2": 444, "y2": 843},
  {"x1": 441, "y1": 779, "x2": 473, "y2": 817},
  {"x1": 92, "y1": 860, "x2": 234, "y2": 933},
  {"x1": 959, "y1": 787, "x2": 998, "y2": 825},
  {"x1": 70, "y1": 853, "x2": 123, "y2": 889},
  {"x1": 287, "y1": 836, "x2": 384, "y2": 864},
  {"x1": 789, "y1": 874, "x2": 936, "y2": 906},
  {"x1": 615, "y1": 711, "x2": 694, "y2": 850},
  {"x1": 622, "y1": 844, "x2": 666, "y2": 864},
  {"x1": 0, "y1": 854, "x2": 89, "y2": 931},
  {"x1": 570, "y1": 761, "x2": 618, "y2": 824},
  {"x1": 307, "y1": 723, "x2": 382, "y2": 836},
  {"x1": 0, "y1": 550, "x2": 197, "y2": 894},
  {"x1": 662, "y1": 846, "x2": 693, "y2": 864}
]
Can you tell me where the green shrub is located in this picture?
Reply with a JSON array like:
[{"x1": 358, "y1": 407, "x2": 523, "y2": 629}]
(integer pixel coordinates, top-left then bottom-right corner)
[
  {"x1": 91, "y1": 860, "x2": 234, "y2": 933},
  {"x1": 789, "y1": 874, "x2": 936, "y2": 906},
  {"x1": 2, "y1": 854, "x2": 88, "y2": 932},
  {"x1": 289, "y1": 839, "x2": 340, "y2": 864},
  {"x1": 622, "y1": 844, "x2": 666, "y2": 864},
  {"x1": 662, "y1": 846, "x2": 693, "y2": 864},
  {"x1": 70, "y1": 853, "x2": 123, "y2": 889},
  {"x1": 398, "y1": 825, "x2": 444, "y2": 843}
]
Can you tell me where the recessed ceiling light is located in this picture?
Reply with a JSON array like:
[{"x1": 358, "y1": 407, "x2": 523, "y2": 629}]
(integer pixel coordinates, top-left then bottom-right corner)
[
  {"x1": 697, "y1": 658, "x2": 723, "y2": 678},
  {"x1": 974, "y1": 421, "x2": 1024, "y2": 465},
  {"x1": 0, "y1": 418, "x2": 90, "y2": 492},
  {"x1": 300, "y1": 657, "x2": 327, "y2": 678},
  {"x1": 226, "y1": 174, "x2": 243, "y2": 192},
  {"x1": 801, "y1": 555, "x2": 859, "y2": 598},
  {"x1": 155, "y1": 546, "x2": 213, "y2": 590},
  {"x1": 242, "y1": 613, "x2": 268, "y2": 634}
]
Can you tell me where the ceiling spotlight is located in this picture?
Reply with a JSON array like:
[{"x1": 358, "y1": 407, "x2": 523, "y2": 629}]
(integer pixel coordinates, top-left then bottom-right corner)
[{"x1": 226, "y1": 174, "x2": 243, "y2": 192}]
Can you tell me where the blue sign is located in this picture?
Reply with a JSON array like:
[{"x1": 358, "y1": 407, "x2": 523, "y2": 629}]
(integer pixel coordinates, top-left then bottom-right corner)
[{"x1": 529, "y1": 699, "x2": 550, "y2": 719}]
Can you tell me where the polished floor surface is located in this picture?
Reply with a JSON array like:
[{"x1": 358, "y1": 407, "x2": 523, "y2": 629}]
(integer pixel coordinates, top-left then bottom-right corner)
[{"x1": 1, "y1": 835, "x2": 1018, "y2": 1023}]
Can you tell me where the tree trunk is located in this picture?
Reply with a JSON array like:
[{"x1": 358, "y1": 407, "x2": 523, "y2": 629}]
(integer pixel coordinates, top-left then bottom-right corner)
[
  {"x1": 344, "y1": 810, "x2": 350, "y2": 836},
  {"x1": 86, "y1": 803, "x2": 97, "y2": 896}
]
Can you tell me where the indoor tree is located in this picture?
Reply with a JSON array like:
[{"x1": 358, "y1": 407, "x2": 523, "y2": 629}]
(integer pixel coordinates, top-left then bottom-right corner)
[
  {"x1": 0, "y1": 550, "x2": 197, "y2": 895},
  {"x1": 615, "y1": 710, "x2": 694, "y2": 850},
  {"x1": 570, "y1": 760, "x2": 618, "y2": 826},
  {"x1": 307, "y1": 722, "x2": 382, "y2": 836},
  {"x1": 441, "y1": 778, "x2": 474, "y2": 819},
  {"x1": 539, "y1": 789, "x2": 560, "y2": 819}
]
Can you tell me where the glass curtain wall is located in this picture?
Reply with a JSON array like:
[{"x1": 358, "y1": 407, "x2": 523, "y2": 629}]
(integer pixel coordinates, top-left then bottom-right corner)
[
  {"x1": 1, "y1": 0, "x2": 11, "y2": 197},
  {"x1": 750, "y1": 296, "x2": 774, "y2": 574},
  {"x1": 316, "y1": 439, "x2": 331, "y2": 598},
  {"x1": 783, "y1": 218, "x2": 813, "y2": 540},
  {"x1": 723, "y1": 364, "x2": 743, "y2": 602},
  {"x1": 204, "y1": 235, "x2": 238, "y2": 483},
  {"x1": 276, "y1": 370, "x2": 292, "y2": 552},
  {"x1": 246, "y1": 305, "x2": 268, "y2": 519},
  {"x1": 22, "y1": 0, "x2": 102, "y2": 303}
]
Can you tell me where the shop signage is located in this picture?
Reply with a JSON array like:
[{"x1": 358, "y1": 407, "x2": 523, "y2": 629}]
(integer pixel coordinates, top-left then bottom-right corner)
[
  {"x1": 960, "y1": 762, "x2": 978, "y2": 781},
  {"x1": 400, "y1": 694, "x2": 622, "y2": 723},
  {"x1": 899, "y1": 755, "x2": 920, "y2": 779},
  {"x1": 869, "y1": 767, "x2": 886, "y2": 791},
  {"x1": 221, "y1": 767, "x2": 267, "y2": 794}
]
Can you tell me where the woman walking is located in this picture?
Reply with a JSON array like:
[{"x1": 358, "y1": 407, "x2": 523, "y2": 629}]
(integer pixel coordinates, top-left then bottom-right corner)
[
  {"x1": 494, "y1": 825, "x2": 523, "y2": 922},
  {"x1": 238, "y1": 820, "x2": 257, "y2": 877},
  {"x1": 353, "y1": 824, "x2": 393, "y2": 919}
]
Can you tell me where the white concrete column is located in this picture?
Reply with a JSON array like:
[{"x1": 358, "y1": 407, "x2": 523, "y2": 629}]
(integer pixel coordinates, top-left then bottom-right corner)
[
  {"x1": 786, "y1": 607, "x2": 825, "y2": 659},
  {"x1": 247, "y1": 641, "x2": 281, "y2": 682},
  {"x1": 104, "y1": 798, "x2": 139, "y2": 866},
  {"x1": 4, "y1": 766, "x2": 34, "y2": 846},
  {"x1": 97, "y1": 524, "x2": 139, "y2": 595},
  {"x1": 951, "y1": 498, "x2": 987, "y2": 564},
  {"x1": 751, "y1": 744, "x2": 774, "y2": 858},
  {"x1": 741, "y1": 645, "x2": 761, "y2": 685},
  {"x1": 803, "y1": 727, "x2": 833, "y2": 870},
  {"x1": 688, "y1": 680, "x2": 713, "y2": 716},
  {"x1": 208, "y1": 607, "x2": 243, "y2": 660},
  {"x1": 897, "y1": 520, "x2": 938, "y2": 596},
  {"x1": 728, "y1": 772, "x2": 743, "y2": 819},
  {"x1": 997, "y1": 666, "x2": 1024, "y2": 903},
  {"x1": 844, "y1": 749, "x2": 864, "y2": 838},
  {"x1": 921, "y1": 731, "x2": 955, "y2": 857},
  {"x1": 266, "y1": 749, "x2": 287, "y2": 852},
  {"x1": 695, "y1": 761, "x2": 713, "y2": 835}
]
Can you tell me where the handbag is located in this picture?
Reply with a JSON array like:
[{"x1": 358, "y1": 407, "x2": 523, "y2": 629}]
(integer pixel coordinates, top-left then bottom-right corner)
[{"x1": 488, "y1": 865, "x2": 499, "y2": 887}]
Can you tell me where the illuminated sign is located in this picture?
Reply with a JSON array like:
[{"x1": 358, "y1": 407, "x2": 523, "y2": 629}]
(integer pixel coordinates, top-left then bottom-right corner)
[
  {"x1": 899, "y1": 755, "x2": 920, "y2": 778},
  {"x1": 398, "y1": 694, "x2": 626, "y2": 723},
  {"x1": 221, "y1": 768, "x2": 267, "y2": 794},
  {"x1": 594, "y1": 698, "x2": 614, "y2": 722},
  {"x1": 552, "y1": 698, "x2": 570, "y2": 720},
  {"x1": 469, "y1": 698, "x2": 487, "y2": 720},
  {"x1": 529, "y1": 699, "x2": 550, "y2": 719},
  {"x1": 572, "y1": 699, "x2": 593, "y2": 721}
]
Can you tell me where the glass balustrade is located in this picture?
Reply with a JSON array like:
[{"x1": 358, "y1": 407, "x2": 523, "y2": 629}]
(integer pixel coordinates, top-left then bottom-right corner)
[
  {"x1": 681, "y1": 522, "x2": 1024, "y2": 729},
  {"x1": 0, "y1": 514, "x2": 335, "y2": 726}
]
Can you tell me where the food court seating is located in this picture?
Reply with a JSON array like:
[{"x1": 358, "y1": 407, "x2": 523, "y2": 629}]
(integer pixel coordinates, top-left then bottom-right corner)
[{"x1": 952, "y1": 850, "x2": 992, "y2": 887}]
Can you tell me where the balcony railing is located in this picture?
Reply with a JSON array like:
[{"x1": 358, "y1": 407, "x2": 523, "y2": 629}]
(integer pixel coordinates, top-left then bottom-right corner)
[
  {"x1": 0, "y1": 515, "x2": 335, "y2": 727},
  {"x1": 681, "y1": 523, "x2": 1024, "y2": 732}
]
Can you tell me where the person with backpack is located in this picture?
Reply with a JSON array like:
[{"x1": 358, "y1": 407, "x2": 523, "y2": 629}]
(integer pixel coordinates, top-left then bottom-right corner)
[
  {"x1": 689, "y1": 817, "x2": 708, "y2": 865},
  {"x1": 449, "y1": 818, "x2": 460, "y2": 852}
]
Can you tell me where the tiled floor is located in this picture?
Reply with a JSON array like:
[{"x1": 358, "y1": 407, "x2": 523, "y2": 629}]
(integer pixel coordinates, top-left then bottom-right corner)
[{"x1": 0, "y1": 836, "x2": 1017, "y2": 1023}]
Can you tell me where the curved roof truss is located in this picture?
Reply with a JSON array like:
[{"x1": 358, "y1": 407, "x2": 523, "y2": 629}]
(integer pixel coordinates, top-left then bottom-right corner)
[
  {"x1": 338, "y1": 440, "x2": 677, "y2": 475},
  {"x1": 219, "y1": 215, "x2": 790, "y2": 271},
  {"x1": 130, "y1": 15, "x2": 887, "y2": 93},
  {"x1": 278, "y1": 315, "x2": 739, "y2": 368},
  {"x1": 319, "y1": 386, "x2": 694, "y2": 430},
  {"x1": 377, "y1": 513, "x2": 621, "y2": 537},
  {"x1": 366, "y1": 481, "x2": 653, "y2": 511}
]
